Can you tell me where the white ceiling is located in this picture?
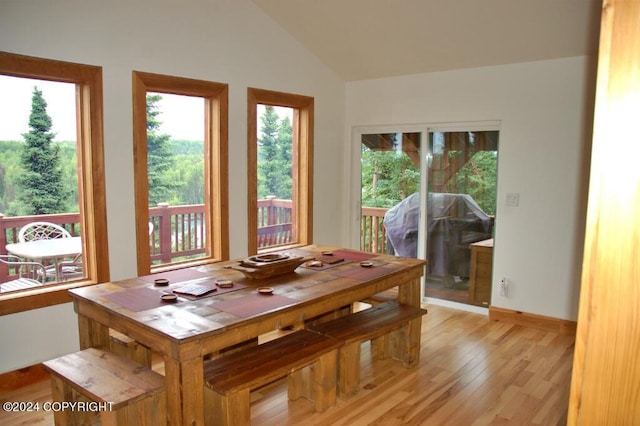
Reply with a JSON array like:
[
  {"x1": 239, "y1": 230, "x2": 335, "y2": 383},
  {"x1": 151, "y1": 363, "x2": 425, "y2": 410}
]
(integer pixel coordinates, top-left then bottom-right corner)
[{"x1": 251, "y1": 0, "x2": 602, "y2": 81}]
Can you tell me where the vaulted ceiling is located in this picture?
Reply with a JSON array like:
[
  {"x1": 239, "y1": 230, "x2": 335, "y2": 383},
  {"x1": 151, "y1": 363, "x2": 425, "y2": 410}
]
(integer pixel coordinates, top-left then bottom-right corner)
[{"x1": 251, "y1": 0, "x2": 602, "y2": 81}]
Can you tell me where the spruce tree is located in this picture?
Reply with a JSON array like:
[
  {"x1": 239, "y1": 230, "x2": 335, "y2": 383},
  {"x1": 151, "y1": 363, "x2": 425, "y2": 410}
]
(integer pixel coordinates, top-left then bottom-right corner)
[
  {"x1": 257, "y1": 106, "x2": 292, "y2": 199},
  {"x1": 276, "y1": 116, "x2": 293, "y2": 199},
  {"x1": 257, "y1": 106, "x2": 280, "y2": 199},
  {"x1": 16, "y1": 87, "x2": 67, "y2": 215},
  {"x1": 146, "y1": 94, "x2": 179, "y2": 206}
]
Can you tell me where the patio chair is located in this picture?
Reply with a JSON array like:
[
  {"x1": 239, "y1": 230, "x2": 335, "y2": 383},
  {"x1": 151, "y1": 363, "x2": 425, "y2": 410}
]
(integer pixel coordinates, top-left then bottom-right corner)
[
  {"x1": 0, "y1": 255, "x2": 46, "y2": 292},
  {"x1": 56, "y1": 253, "x2": 84, "y2": 281},
  {"x1": 18, "y1": 221, "x2": 72, "y2": 243}
]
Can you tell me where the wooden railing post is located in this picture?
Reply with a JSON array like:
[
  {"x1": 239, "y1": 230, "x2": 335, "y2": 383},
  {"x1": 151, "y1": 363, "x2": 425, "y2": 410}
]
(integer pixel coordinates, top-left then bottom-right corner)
[
  {"x1": 0, "y1": 214, "x2": 8, "y2": 281},
  {"x1": 266, "y1": 196, "x2": 277, "y2": 226},
  {"x1": 157, "y1": 203, "x2": 172, "y2": 264}
]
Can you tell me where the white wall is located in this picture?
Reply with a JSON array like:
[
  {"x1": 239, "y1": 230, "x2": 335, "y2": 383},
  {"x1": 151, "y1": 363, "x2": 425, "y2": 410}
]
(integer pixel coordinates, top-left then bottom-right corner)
[
  {"x1": 0, "y1": 1, "x2": 594, "y2": 374},
  {"x1": 0, "y1": 0, "x2": 345, "y2": 373},
  {"x1": 345, "y1": 57, "x2": 595, "y2": 321}
]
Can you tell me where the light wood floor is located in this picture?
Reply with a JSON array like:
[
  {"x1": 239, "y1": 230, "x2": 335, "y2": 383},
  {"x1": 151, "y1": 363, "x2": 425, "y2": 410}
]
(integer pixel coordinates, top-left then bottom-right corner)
[{"x1": 0, "y1": 304, "x2": 574, "y2": 425}]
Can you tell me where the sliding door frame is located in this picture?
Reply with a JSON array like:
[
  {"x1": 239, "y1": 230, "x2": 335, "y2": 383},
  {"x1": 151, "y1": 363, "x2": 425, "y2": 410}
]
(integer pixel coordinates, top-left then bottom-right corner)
[{"x1": 349, "y1": 121, "x2": 501, "y2": 305}]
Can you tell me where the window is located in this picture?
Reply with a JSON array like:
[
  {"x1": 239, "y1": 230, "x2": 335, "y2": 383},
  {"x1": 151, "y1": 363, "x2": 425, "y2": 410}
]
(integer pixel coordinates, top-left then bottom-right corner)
[
  {"x1": 0, "y1": 52, "x2": 109, "y2": 315},
  {"x1": 247, "y1": 88, "x2": 314, "y2": 254},
  {"x1": 132, "y1": 71, "x2": 228, "y2": 275}
]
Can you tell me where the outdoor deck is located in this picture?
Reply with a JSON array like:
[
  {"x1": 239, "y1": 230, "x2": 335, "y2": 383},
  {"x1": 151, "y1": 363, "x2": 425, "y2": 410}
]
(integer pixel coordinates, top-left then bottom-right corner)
[{"x1": 0, "y1": 199, "x2": 389, "y2": 283}]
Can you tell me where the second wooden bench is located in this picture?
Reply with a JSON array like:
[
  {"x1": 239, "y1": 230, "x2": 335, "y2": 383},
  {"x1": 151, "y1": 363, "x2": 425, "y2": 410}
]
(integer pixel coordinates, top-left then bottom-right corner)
[
  {"x1": 203, "y1": 329, "x2": 341, "y2": 426},
  {"x1": 42, "y1": 347, "x2": 165, "y2": 426},
  {"x1": 307, "y1": 301, "x2": 427, "y2": 398}
]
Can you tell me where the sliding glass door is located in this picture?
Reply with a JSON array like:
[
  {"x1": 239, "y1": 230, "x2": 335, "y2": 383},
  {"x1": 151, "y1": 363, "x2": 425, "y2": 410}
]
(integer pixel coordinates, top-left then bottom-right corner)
[
  {"x1": 354, "y1": 125, "x2": 499, "y2": 307},
  {"x1": 423, "y1": 130, "x2": 498, "y2": 305},
  {"x1": 359, "y1": 131, "x2": 424, "y2": 257}
]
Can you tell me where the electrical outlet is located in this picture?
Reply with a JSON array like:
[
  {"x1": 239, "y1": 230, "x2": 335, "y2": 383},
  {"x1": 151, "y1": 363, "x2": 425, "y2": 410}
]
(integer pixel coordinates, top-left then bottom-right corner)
[
  {"x1": 506, "y1": 193, "x2": 520, "y2": 207},
  {"x1": 500, "y1": 277, "x2": 507, "y2": 297}
]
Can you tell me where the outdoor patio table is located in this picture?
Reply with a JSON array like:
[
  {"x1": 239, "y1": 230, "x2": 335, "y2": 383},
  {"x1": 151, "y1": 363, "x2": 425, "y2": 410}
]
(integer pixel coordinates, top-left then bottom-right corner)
[
  {"x1": 5, "y1": 236, "x2": 82, "y2": 282},
  {"x1": 68, "y1": 245, "x2": 426, "y2": 425}
]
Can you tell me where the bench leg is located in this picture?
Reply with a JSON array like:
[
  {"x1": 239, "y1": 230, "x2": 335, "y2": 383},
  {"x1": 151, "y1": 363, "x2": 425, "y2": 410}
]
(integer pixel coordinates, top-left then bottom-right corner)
[
  {"x1": 370, "y1": 335, "x2": 388, "y2": 360},
  {"x1": 312, "y1": 350, "x2": 338, "y2": 412},
  {"x1": 106, "y1": 389, "x2": 165, "y2": 426},
  {"x1": 204, "y1": 387, "x2": 250, "y2": 426},
  {"x1": 385, "y1": 318, "x2": 422, "y2": 367},
  {"x1": 387, "y1": 326, "x2": 405, "y2": 361},
  {"x1": 404, "y1": 317, "x2": 423, "y2": 367},
  {"x1": 338, "y1": 342, "x2": 361, "y2": 399},
  {"x1": 49, "y1": 375, "x2": 74, "y2": 426},
  {"x1": 288, "y1": 365, "x2": 312, "y2": 402},
  {"x1": 288, "y1": 350, "x2": 337, "y2": 412}
]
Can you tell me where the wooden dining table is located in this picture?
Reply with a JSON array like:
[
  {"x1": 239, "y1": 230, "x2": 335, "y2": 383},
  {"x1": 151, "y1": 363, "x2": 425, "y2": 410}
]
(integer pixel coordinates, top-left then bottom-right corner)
[{"x1": 69, "y1": 245, "x2": 426, "y2": 425}]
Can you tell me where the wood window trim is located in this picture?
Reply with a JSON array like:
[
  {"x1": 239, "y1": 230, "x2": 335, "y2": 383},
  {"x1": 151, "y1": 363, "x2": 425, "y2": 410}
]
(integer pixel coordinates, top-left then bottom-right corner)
[
  {"x1": 132, "y1": 71, "x2": 229, "y2": 275},
  {"x1": 247, "y1": 88, "x2": 314, "y2": 255},
  {"x1": 0, "y1": 52, "x2": 109, "y2": 315}
]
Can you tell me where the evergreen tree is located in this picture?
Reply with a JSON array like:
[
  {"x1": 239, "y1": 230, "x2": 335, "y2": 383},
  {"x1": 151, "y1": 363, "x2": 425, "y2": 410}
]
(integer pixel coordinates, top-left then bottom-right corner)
[
  {"x1": 147, "y1": 94, "x2": 180, "y2": 206},
  {"x1": 15, "y1": 87, "x2": 67, "y2": 215},
  {"x1": 257, "y1": 106, "x2": 292, "y2": 199},
  {"x1": 275, "y1": 115, "x2": 293, "y2": 198}
]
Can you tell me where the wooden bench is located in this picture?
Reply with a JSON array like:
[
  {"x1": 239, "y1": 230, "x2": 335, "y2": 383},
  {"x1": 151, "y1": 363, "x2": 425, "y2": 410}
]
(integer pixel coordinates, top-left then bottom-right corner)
[
  {"x1": 42, "y1": 347, "x2": 166, "y2": 426},
  {"x1": 203, "y1": 329, "x2": 341, "y2": 426},
  {"x1": 108, "y1": 329, "x2": 152, "y2": 367},
  {"x1": 307, "y1": 301, "x2": 427, "y2": 398}
]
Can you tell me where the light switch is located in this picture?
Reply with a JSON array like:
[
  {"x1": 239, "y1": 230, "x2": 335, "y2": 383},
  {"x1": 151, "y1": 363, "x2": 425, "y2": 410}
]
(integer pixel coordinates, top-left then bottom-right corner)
[{"x1": 506, "y1": 193, "x2": 520, "y2": 207}]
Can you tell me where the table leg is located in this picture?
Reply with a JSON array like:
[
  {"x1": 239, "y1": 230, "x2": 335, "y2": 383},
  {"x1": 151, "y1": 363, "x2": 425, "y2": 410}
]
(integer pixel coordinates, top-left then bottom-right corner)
[
  {"x1": 76, "y1": 313, "x2": 110, "y2": 350},
  {"x1": 164, "y1": 355, "x2": 205, "y2": 425},
  {"x1": 398, "y1": 276, "x2": 421, "y2": 307}
]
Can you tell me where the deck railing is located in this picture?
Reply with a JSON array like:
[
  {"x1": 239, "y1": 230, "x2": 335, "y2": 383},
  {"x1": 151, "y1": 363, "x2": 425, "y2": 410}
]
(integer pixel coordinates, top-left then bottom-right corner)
[
  {"x1": 0, "y1": 201, "x2": 390, "y2": 281},
  {"x1": 0, "y1": 213, "x2": 82, "y2": 281},
  {"x1": 148, "y1": 203, "x2": 207, "y2": 264},
  {"x1": 257, "y1": 197, "x2": 294, "y2": 249},
  {"x1": 361, "y1": 207, "x2": 389, "y2": 254}
]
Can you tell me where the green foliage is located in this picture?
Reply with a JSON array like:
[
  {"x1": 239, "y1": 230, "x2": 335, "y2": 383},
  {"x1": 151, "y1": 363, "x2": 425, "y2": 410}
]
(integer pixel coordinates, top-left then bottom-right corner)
[
  {"x1": 146, "y1": 94, "x2": 183, "y2": 206},
  {"x1": 0, "y1": 142, "x2": 20, "y2": 213},
  {"x1": 257, "y1": 106, "x2": 292, "y2": 199},
  {"x1": 0, "y1": 92, "x2": 208, "y2": 217},
  {"x1": 13, "y1": 87, "x2": 68, "y2": 215},
  {"x1": 0, "y1": 137, "x2": 206, "y2": 215},
  {"x1": 453, "y1": 151, "x2": 498, "y2": 215},
  {"x1": 361, "y1": 133, "x2": 497, "y2": 215},
  {"x1": 0, "y1": 95, "x2": 295, "y2": 217},
  {"x1": 0, "y1": 140, "x2": 79, "y2": 215},
  {"x1": 164, "y1": 140, "x2": 204, "y2": 205},
  {"x1": 361, "y1": 146, "x2": 420, "y2": 208}
]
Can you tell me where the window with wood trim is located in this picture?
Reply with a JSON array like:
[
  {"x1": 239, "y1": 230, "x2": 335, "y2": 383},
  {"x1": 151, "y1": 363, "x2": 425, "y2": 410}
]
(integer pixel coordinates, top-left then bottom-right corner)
[
  {"x1": 132, "y1": 71, "x2": 228, "y2": 275},
  {"x1": 247, "y1": 88, "x2": 314, "y2": 254},
  {"x1": 0, "y1": 52, "x2": 109, "y2": 315}
]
